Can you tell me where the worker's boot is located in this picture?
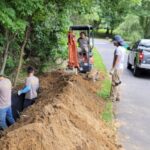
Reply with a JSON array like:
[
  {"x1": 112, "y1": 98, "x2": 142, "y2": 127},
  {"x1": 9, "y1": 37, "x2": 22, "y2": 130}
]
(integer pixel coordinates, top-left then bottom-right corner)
[
  {"x1": 116, "y1": 97, "x2": 120, "y2": 101},
  {"x1": 115, "y1": 80, "x2": 122, "y2": 86}
]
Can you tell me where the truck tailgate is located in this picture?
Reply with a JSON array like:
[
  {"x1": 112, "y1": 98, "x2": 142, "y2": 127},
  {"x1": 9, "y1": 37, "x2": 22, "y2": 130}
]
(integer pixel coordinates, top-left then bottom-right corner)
[{"x1": 143, "y1": 50, "x2": 150, "y2": 64}]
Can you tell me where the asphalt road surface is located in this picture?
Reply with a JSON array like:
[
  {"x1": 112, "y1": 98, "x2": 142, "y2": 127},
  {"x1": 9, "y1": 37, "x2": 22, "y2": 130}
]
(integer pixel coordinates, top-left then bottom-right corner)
[{"x1": 95, "y1": 39, "x2": 150, "y2": 150}]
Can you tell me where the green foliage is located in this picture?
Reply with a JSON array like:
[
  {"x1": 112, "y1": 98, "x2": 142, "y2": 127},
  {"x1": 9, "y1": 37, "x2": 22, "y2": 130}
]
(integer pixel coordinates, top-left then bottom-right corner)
[
  {"x1": 115, "y1": 0, "x2": 150, "y2": 41},
  {"x1": 93, "y1": 49, "x2": 111, "y2": 100},
  {"x1": 0, "y1": 1, "x2": 27, "y2": 33},
  {"x1": 11, "y1": 0, "x2": 44, "y2": 17},
  {"x1": 98, "y1": 0, "x2": 135, "y2": 30},
  {"x1": 133, "y1": 0, "x2": 150, "y2": 38},
  {"x1": 0, "y1": 0, "x2": 96, "y2": 77},
  {"x1": 1, "y1": 0, "x2": 149, "y2": 78},
  {"x1": 102, "y1": 102, "x2": 113, "y2": 122},
  {"x1": 94, "y1": 0, "x2": 143, "y2": 36},
  {"x1": 115, "y1": 14, "x2": 144, "y2": 42},
  {"x1": 98, "y1": 78, "x2": 111, "y2": 99},
  {"x1": 5, "y1": 56, "x2": 16, "y2": 74},
  {"x1": 71, "y1": 4, "x2": 100, "y2": 26},
  {"x1": 93, "y1": 49, "x2": 106, "y2": 72}
]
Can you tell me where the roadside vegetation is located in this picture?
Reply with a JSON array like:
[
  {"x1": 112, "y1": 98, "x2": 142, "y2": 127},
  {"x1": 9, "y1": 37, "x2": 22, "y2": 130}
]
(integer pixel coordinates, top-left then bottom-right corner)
[
  {"x1": 95, "y1": 0, "x2": 150, "y2": 43},
  {"x1": 93, "y1": 48, "x2": 113, "y2": 122},
  {"x1": 0, "y1": 0, "x2": 96, "y2": 86},
  {"x1": 0, "y1": 0, "x2": 149, "y2": 86},
  {"x1": 93, "y1": 48, "x2": 111, "y2": 99}
]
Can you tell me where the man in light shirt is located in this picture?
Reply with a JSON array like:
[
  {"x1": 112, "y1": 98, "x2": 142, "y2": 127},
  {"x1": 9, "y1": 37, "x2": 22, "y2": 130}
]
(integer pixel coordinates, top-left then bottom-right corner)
[
  {"x1": 77, "y1": 32, "x2": 89, "y2": 52},
  {"x1": 0, "y1": 73, "x2": 15, "y2": 129},
  {"x1": 110, "y1": 39, "x2": 126, "y2": 101},
  {"x1": 18, "y1": 66, "x2": 39, "y2": 109}
]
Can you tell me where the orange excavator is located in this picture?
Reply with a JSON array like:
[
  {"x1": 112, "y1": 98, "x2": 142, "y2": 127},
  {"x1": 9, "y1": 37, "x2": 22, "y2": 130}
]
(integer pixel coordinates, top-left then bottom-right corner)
[{"x1": 68, "y1": 25, "x2": 94, "y2": 73}]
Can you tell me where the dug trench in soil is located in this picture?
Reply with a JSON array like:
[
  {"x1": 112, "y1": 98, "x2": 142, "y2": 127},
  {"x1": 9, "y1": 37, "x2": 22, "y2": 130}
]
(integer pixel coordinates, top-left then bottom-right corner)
[{"x1": 0, "y1": 70, "x2": 119, "y2": 150}]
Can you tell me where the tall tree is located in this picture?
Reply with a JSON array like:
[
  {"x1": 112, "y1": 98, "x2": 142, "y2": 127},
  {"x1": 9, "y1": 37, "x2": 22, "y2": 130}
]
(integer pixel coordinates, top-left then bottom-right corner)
[
  {"x1": 0, "y1": 1, "x2": 26, "y2": 74},
  {"x1": 133, "y1": 0, "x2": 150, "y2": 38},
  {"x1": 0, "y1": 0, "x2": 98, "y2": 83},
  {"x1": 98, "y1": 0, "x2": 141, "y2": 35}
]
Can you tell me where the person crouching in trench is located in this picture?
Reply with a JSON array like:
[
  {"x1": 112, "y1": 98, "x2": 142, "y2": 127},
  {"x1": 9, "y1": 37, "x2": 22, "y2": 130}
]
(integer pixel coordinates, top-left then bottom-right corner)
[{"x1": 18, "y1": 66, "x2": 39, "y2": 109}]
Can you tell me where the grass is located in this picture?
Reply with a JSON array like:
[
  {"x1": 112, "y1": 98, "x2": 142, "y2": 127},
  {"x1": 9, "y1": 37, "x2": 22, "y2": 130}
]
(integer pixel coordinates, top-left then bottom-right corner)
[
  {"x1": 93, "y1": 48, "x2": 111, "y2": 99},
  {"x1": 93, "y1": 48, "x2": 113, "y2": 122},
  {"x1": 93, "y1": 48, "x2": 107, "y2": 73},
  {"x1": 98, "y1": 78, "x2": 111, "y2": 100},
  {"x1": 101, "y1": 102, "x2": 113, "y2": 122}
]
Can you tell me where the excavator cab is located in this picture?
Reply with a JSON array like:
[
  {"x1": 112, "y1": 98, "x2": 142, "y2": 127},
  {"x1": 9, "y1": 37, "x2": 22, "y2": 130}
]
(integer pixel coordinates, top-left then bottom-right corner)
[{"x1": 68, "y1": 25, "x2": 94, "y2": 73}]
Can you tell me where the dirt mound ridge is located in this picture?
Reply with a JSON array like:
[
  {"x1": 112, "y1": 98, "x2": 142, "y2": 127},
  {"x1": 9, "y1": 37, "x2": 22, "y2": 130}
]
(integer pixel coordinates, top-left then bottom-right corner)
[{"x1": 0, "y1": 71, "x2": 118, "y2": 150}]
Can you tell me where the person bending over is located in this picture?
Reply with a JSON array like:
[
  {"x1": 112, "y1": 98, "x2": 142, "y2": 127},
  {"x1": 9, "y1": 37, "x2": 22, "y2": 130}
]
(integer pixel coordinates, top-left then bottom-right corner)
[
  {"x1": 18, "y1": 66, "x2": 39, "y2": 109},
  {"x1": 0, "y1": 73, "x2": 15, "y2": 130}
]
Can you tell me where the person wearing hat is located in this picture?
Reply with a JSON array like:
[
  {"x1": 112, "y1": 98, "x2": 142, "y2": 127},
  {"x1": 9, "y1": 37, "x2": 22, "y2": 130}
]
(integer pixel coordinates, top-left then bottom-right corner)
[
  {"x1": 0, "y1": 73, "x2": 15, "y2": 129},
  {"x1": 110, "y1": 37, "x2": 126, "y2": 101},
  {"x1": 113, "y1": 35, "x2": 129, "y2": 49},
  {"x1": 18, "y1": 66, "x2": 39, "y2": 109}
]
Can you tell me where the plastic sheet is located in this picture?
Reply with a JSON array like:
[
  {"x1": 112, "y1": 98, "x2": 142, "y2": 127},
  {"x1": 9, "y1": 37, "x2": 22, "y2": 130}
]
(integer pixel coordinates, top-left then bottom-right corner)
[{"x1": 11, "y1": 92, "x2": 25, "y2": 120}]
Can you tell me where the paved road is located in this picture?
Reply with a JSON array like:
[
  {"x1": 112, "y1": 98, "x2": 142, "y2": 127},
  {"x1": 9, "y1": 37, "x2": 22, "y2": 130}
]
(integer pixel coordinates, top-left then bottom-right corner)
[{"x1": 95, "y1": 39, "x2": 150, "y2": 150}]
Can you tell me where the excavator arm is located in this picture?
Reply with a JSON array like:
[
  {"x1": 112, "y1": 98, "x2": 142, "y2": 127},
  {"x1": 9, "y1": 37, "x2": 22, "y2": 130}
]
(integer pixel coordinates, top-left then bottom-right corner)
[{"x1": 68, "y1": 31, "x2": 79, "y2": 69}]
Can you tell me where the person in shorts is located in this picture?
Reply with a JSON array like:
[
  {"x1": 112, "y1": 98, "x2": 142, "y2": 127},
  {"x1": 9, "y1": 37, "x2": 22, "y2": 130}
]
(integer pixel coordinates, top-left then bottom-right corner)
[{"x1": 110, "y1": 39, "x2": 126, "y2": 101}]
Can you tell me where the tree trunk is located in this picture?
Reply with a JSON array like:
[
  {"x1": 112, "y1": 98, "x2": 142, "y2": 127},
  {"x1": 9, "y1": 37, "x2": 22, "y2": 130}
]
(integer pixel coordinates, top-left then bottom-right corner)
[
  {"x1": 13, "y1": 27, "x2": 30, "y2": 87},
  {"x1": 110, "y1": 29, "x2": 113, "y2": 35},
  {"x1": 0, "y1": 30, "x2": 16, "y2": 74},
  {"x1": 0, "y1": 41, "x2": 11, "y2": 74},
  {"x1": 105, "y1": 27, "x2": 110, "y2": 36}
]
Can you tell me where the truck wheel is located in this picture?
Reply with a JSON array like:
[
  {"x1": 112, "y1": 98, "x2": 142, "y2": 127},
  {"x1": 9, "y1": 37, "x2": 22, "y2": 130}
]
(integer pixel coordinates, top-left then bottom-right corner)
[
  {"x1": 127, "y1": 61, "x2": 132, "y2": 69},
  {"x1": 133, "y1": 65, "x2": 140, "y2": 77}
]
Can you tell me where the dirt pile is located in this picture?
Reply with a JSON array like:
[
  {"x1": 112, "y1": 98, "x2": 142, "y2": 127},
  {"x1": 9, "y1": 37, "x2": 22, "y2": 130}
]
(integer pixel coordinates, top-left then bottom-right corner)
[{"x1": 0, "y1": 70, "x2": 118, "y2": 150}]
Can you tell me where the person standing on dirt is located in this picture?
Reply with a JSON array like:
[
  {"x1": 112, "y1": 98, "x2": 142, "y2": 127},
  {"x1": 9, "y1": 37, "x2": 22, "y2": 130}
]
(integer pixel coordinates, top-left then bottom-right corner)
[
  {"x1": 18, "y1": 66, "x2": 39, "y2": 109},
  {"x1": 110, "y1": 38, "x2": 126, "y2": 101},
  {"x1": 0, "y1": 73, "x2": 15, "y2": 130}
]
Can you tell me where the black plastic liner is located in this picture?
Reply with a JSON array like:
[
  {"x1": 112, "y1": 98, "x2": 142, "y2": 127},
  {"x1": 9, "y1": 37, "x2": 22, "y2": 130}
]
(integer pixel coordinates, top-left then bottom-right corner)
[
  {"x1": 11, "y1": 92, "x2": 25, "y2": 120},
  {"x1": 0, "y1": 93, "x2": 24, "y2": 130}
]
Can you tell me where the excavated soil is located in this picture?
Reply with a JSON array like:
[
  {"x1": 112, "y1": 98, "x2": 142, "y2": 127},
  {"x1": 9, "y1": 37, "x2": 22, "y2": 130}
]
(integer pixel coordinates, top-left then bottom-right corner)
[{"x1": 0, "y1": 70, "x2": 119, "y2": 150}]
